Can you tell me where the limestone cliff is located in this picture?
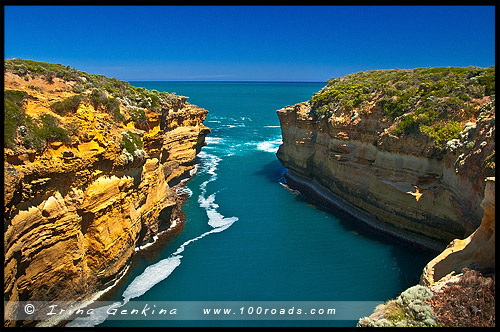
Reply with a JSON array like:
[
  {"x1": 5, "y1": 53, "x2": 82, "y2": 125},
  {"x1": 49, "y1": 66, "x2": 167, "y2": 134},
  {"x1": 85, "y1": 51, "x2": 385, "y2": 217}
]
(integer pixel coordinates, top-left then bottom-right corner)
[
  {"x1": 357, "y1": 177, "x2": 495, "y2": 327},
  {"x1": 276, "y1": 67, "x2": 495, "y2": 250},
  {"x1": 420, "y1": 177, "x2": 495, "y2": 285},
  {"x1": 3, "y1": 59, "x2": 210, "y2": 325}
]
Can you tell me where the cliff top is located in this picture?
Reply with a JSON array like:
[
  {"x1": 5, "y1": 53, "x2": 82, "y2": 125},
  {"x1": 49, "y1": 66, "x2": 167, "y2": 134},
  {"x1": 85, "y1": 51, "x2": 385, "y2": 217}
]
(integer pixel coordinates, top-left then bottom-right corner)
[
  {"x1": 308, "y1": 66, "x2": 495, "y2": 148},
  {"x1": 4, "y1": 58, "x2": 197, "y2": 154}
]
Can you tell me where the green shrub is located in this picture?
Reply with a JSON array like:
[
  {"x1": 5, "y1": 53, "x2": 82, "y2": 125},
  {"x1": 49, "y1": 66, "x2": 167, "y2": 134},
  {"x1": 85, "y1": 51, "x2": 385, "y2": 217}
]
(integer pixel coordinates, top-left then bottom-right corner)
[
  {"x1": 313, "y1": 66, "x2": 495, "y2": 140},
  {"x1": 397, "y1": 285, "x2": 434, "y2": 307},
  {"x1": 128, "y1": 107, "x2": 147, "y2": 123},
  {"x1": 89, "y1": 89, "x2": 124, "y2": 122},
  {"x1": 4, "y1": 89, "x2": 29, "y2": 106},
  {"x1": 72, "y1": 84, "x2": 85, "y2": 93},
  {"x1": 4, "y1": 90, "x2": 31, "y2": 148},
  {"x1": 120, "y1": 131, "x2": 143, "y2": 155},
  {"x1": 19, "y1": 113, "x2": 70, "y2": 150},
  {"x1": 391, "y1": 113, "x2": 419, "y2": 136},
  {"x1": 44, "y1": 71, "x2": 55, "y2": 84},
  {"x1": 420, "y1": 121, "x2": 463, "y2": 146},
  {"x1": 50, "y1": 94, "x2": 84, "y2": 115},
  {"x1": 358, "y1": 285, "x2": 437, "y2": 327},
  {"x1": 102, "y1": 96, "x2": 123, "y2": 122},
  {"x1": 37, "y1": 113, "x2": 70, "y2": 143},
  {"x1": 4, "y1": 100, "x2": 24, "y2": 148},
  {"x1": 476, "y1": 68, "x2": 495, "y2": 96},
  {"x1": 89, "y1": 89, "x2": 106, "y2": 110}
]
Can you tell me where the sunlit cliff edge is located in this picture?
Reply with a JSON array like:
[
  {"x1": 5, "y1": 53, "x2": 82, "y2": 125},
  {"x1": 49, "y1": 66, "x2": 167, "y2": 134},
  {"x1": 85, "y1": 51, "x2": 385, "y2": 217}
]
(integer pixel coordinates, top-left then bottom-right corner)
[{"x1": 3, "y1": 59, "x2": 210, "y2": 326}]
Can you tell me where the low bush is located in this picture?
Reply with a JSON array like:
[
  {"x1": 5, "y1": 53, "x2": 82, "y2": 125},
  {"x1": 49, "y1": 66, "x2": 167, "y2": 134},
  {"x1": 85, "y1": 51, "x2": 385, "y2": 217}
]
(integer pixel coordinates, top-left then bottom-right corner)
[
  {"x1": 4, "y1": 90, "x2": 31, "y2": 148},
  {"x1": 89, "y1": 89, "x2": 124, "y2": 122},
  {"x1": 358, "y1": 285, "x2": 437, "y2": 327},
  {"x1": 50, "y1": 94, "x2": 84, "y2": 116},
  {"x1": 311, "y1": 66, "x2": 495, "y2": 147},
  {"x1": 120, "y1": 131, "x2": 143, "y2": 155}
]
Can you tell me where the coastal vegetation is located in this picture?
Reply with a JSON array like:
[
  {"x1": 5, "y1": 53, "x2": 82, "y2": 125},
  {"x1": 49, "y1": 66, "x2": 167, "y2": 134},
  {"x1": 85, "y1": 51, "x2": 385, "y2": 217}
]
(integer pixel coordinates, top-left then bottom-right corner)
[
  {"x1": 4, "y1": 58, "x2": 185, "y2": 152},
  {"x1": 358, "y1": 268, "x2": 495, "y2": 327},
  {"x1": 358, "y1": 285, "x2": 438, "y2": 327},
  {"x1": 4, "y1": 58, "x2": 211, "y2": 328},
  {"x1": 5, "y1": 90, "x2": 72, "y2": 150},
  {"x1": 309, "y1": 66, "x2": 495, "y2": 147},
  {"x1": 120, "y1": 130, "x2": 144, "y2": 155}
]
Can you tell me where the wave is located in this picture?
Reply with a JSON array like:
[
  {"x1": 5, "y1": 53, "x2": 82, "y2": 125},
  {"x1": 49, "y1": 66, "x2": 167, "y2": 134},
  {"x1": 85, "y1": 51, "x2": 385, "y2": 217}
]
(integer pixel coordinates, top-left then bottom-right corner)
[
  {"x1": 68, "y1": 151, "x2": 238, "y2": 327},
  {"x1": 204, "y1": 136, "x2": 224, "y2": 145},
  {"x1": 122, "y1": 256, "x2": 182, "y2": 303},
  {"x1": 175, "y1": 186, "x2": 193, "y2": 197},
  {"x1": 242, "y1": 137, "x2": 283, "y2": 154},
  {"x1": 225, "y1": 123, "x2": 246, "y2": 128},
  {"x1": 257, "y1": 138, "x2": 282, "y2": 153}
]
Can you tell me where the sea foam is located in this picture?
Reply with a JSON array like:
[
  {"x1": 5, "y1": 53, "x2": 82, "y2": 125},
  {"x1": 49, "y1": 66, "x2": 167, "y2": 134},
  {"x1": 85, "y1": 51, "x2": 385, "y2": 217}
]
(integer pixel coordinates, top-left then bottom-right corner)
[
  {"x1": 256, "y1": 138, "x2": 283, "y2": 153},
  {"x1": 67, "y1": 151, "x2": 238, "y2": 327}
]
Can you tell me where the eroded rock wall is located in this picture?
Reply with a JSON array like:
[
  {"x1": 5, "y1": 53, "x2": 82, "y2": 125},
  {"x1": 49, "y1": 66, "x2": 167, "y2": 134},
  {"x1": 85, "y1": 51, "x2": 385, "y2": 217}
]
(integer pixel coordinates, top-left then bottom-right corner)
[
  {"x1": 276, "y1": 101, "x2": 494, "y2": 249},
  {"x1": 4, "y1": 74, "x2": 210, "y2": 323},
  {"x1": 420, "y1": 177, "x2": 495, "y2": 285}
]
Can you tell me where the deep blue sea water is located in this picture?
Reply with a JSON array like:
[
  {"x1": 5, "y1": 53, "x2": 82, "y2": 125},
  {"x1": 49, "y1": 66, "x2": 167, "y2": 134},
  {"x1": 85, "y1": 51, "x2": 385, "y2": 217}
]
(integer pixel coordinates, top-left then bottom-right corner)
[{"x1": 71, "y1": 82, "x2": 436, "y2": 327}]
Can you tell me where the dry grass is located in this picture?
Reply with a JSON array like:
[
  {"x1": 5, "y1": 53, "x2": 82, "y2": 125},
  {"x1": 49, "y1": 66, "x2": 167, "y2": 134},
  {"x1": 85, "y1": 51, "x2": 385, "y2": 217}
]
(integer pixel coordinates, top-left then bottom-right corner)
[{"x1": 431, "y1": 268, "x2": 495, "y2": 327}]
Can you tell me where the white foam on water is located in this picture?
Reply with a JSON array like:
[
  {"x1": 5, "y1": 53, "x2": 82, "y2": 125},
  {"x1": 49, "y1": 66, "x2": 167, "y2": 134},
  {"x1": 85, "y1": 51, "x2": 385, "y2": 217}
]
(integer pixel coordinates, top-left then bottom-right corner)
[
  {"x1": 263, "y1": 125, "x2": 281, "y2": 128},
  {"x1": 205, "y1": 136, "x2": 224, "y2": 145},
  {"x1": 243, "y1": 138, "x2": 283, "y2": 153},
  {"x1": 189, "y1": 164, "x2": 199, "y2": 176},
  {"x1": 122, "y1": 255, "x2": 182, "y2": 303},
  {"x1": 65, "y1": 302, "x2": 121, "y2": 327},
  {"x1": 225, "y1": 123, "x2": 245, "y2": 128},
  {"x1": 123, "y1": 151, "x2": 237, "y2": 304},
  {"x1": 256, "y1": 138, "x2": 283, "y2": 153},
  {"x1": 206, "y1": 208, "x2": 238, "y2": 229},
  {"x1": 67, "y1": 151, "x2": 239, "y2": 327},
  {"x1": 197, "y1": 152, "x2": 239, "y2": 229},
  {"x1": 176, "y1": 186, "x2": 193, "y2": 197}
]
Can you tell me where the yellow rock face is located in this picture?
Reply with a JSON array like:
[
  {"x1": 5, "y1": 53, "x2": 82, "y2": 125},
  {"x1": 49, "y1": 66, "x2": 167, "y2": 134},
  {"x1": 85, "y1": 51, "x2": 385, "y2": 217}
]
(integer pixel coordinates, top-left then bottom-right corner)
[
  {"x1": 420, "y1": 177, "x2": 495, "y2": 286},
  {"x1": 3, "y1": 72, "x2": 211, "y2": 323}
]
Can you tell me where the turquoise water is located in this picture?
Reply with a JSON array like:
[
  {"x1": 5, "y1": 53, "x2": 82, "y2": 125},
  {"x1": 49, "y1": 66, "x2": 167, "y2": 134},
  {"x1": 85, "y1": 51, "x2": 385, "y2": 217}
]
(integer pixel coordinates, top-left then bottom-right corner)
[{"x1": 87, "y1": 82, "x2": 436, "y2": 327}]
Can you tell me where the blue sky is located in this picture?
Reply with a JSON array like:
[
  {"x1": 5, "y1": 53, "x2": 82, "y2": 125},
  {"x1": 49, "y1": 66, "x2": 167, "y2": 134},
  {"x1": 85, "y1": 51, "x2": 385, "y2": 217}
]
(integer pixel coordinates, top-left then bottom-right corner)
[{"x1": 4, "y1": 5, "x2": 495, "y2": 82}]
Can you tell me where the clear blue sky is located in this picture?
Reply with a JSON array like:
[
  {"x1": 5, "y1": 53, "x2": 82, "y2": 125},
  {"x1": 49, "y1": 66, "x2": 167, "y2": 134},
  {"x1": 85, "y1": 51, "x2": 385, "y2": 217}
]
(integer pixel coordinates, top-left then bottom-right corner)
[{"x1": 4, "y1": 5, "x2": 496, "y2": 82}]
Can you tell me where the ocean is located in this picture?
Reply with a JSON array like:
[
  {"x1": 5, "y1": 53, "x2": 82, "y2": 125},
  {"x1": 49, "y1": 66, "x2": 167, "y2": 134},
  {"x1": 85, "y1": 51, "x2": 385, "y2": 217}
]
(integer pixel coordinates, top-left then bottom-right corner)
[{"x1": 69, "y1": 81, "x2": 436, "y2": 327}]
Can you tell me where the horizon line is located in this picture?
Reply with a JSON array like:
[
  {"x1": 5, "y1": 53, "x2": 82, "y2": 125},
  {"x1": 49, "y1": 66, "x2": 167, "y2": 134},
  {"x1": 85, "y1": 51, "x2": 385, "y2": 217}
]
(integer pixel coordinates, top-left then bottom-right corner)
[{"x1": 127, "y1": 80, "x2": 327, "y2": 83}]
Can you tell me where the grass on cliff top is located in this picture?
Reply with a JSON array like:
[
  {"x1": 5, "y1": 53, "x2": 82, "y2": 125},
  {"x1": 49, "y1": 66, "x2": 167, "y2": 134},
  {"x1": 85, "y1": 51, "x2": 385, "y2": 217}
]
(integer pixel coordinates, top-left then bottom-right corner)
[
  {"x1": 4, "y1": 58, "x2": 191, "y2": 151},
  {"x1": 5, "y1": 58, "x2": 183, "y2": 113},
  {"x1": 4, "y1": 89, "x2": 73, "y2": 150},
  {"x1": 309, "y1": 66, "x2": 495, "y2": 147}
]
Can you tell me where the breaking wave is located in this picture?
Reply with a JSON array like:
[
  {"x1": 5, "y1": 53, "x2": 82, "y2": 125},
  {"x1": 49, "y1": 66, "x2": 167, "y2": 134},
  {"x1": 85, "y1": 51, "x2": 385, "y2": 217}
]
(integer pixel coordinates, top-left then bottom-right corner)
[{"x1": 68, "y1": 151, "x2": 238, "y2": 327}]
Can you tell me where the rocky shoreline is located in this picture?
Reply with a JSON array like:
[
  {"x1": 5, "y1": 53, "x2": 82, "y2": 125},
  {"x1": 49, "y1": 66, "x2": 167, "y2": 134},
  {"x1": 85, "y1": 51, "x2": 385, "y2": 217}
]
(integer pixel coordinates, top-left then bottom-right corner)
[{"x1": 3, "y1": 59, "x2": 210, "y2": 327}]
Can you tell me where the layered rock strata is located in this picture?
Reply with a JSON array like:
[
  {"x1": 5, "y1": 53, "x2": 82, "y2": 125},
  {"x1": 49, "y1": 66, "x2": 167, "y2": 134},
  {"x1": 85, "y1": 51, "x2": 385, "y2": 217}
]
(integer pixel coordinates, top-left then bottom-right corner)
[
  {"x1": 277, "y1": 68, "x2": 495, "y2": 327},
  {"x1": 277, "y1": 95, "x2": 495, "y2": 250},
  {"x1": 4, "y1": 63, "x2": 210, "y2": 325}
]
